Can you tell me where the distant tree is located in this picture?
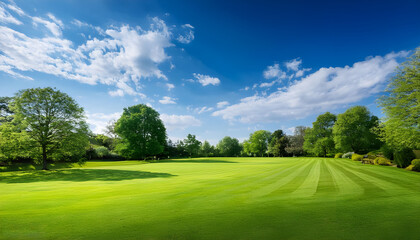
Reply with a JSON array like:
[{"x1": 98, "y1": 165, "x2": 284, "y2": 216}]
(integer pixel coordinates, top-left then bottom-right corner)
[
  {"x1": 268, "y1": 130, "x2": 289, "y2": 157},
  {"x1": 216, "y1": 136, "x2": 242, "y2": 157},
  {"x1": 378, "y1": 48, "x2": 420, "y2": 151},
  {"x1": 303, "y1": 112, "x2": 336, "y2": 157},
  {"x1": 333, "y1": 106, "x2": 381, "y2": 153},
  {"x1": 246, "y1": 130, "x2": 272, "y2": 157},
  {"x1": 200, "y1": 140, "x2": 214, "y2": 157},
  {"x1": 115, "y1": 104, "x2": 166, "y2": 159},
  {"x1": 184, "y1": 134, "x2": 201, "y2": 157},
  {"x1": 5, "y1": 87, "x2": 89, "y2": 169},
  {"x1": 95, "y1": 134, "x2": 115, "y2": 151},
  {"x1": 285, "y1": 126, "x2": 307, "y2": 156}
]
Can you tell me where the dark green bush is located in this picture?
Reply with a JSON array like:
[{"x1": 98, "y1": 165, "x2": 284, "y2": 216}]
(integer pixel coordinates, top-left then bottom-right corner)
[
  {"x1": 394, "y1": 148, "x2": 415, "y2": 168},
  {"x1": 380, "y1": 144, "x2": 394, "y2": 160},
  {"x1": 352, "y1": 154, "x2": 363, "y2": 161},
  {"x1": 334, "y1": 153, "x2": 343, "y2": 158}
]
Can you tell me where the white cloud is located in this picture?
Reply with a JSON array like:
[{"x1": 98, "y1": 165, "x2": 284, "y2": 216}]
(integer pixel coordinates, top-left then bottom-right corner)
[
  {"x1": 285, "y1": 58, "x2": 302, "y2": 71},
  {"x1": 213, "y1": 51, "x2": 408, "y2": 123},
  {"x1": 160, "y1": 114, "x2": 201, "y2": 130},
  {"x1": 263, "y1": 63, "x2": 286, "y2": 79},
  {"x1": 193, "y1": 73, "x2": 220, "y2": 86},
  {"x1": 0, "y1": 3, "x2": 178, "y2": 98},
  {"x1": 159, "y1": 96, "x2": 176, "y2": 104},
  {"x1": 196, "y1": 106, "x2": 214, "y2": 114},
  {"x1": 32, "y1": 15, "x2": 63, "y2": 37},
  {"x1": 166, "y1": 83, "x2": 175, "y2": 91},
  {"x1": 177, "y1": 24, "x2": 194, "y2": 44},
  {"x1": 217, "y1": 101, "x2": 229, "y2": 108},
  {"x1": 0, "y1": 5, "x2": 22, "y2": 25},
  {"x1": 86, "y1": 112, "x2": 121, "y2": 134}
]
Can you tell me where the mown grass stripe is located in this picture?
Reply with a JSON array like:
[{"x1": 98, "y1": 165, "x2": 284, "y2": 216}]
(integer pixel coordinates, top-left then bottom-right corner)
[
  {"x1": 324, "y1": 159, "x2": 364, "y2": 197},
  {"x1": 315, "y1": 159, "x2": 339, "y2": 195},
  {"x1": 290, "y1": 159, "x2": 321, "y2": 198}
]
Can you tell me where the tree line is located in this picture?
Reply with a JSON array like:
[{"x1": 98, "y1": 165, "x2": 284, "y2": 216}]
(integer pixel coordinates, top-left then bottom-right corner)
[{"x1": 0, "y1": 48, "x2": 418, "y2": 170}]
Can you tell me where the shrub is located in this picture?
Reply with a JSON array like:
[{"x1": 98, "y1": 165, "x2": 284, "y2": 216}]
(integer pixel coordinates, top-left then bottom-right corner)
[
  {"x1": 352, "y1": 154, "x2": 363, "y2": 161},
  {"x1": 374, "y1": 157, "x2": 392, "y2": 166},
  {"x1": 411, "y1": 159, "x2": 420, "y2": 172},
  {"x1": 394, "y1": 148, "x2": 415, "y2": 168},
  {"x1": 380, "y1": 144, "x2": 394, "y2": 160},
  {"x1": 334, "y1": 153, "x2": 343, "y2": 158},
  {"x1": 94, "y1": 146, "x2": 109, "y2": 159},
  {"x1": 342, "y1": 152, "x2": 354, "y2": 159}
]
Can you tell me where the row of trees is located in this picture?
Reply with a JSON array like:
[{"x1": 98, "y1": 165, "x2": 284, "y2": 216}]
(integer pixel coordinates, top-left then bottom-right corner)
[{"x1": 0, "y1": 49, "x2": 418, "y2": 169}]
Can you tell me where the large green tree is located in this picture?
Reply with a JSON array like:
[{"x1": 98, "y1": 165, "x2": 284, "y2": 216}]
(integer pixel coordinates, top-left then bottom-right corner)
[
  {"x1": 217, "y1": 136, "x2": 242, "y2": 157},
  {"x1": 200, "y1": 140, "x2": 215, "y2": 157},
  {"x1": 333, "y1": 106, "x2": 381, "y2": 153},
  {"x1": 378, "y1": 48, "x2": 420, "y2": 151},
  {"x1": 3, "y1": 87, "x2": 89, "y2": 169},
  {"x1": 268, "y1": 129, "x2": 289, "y2": 157},
  {"x1": 303, "y1": 112, "x2": 336, "y2": 157},
  {"x1": 115, "y1": 104, "x2": 166, "y2": 159},
  {"x1": 244, "y1": 130, "x2": 271, "y2": 157},
  {"x1": 0, "y1": 96, "x2": 14, "y2": 123}
]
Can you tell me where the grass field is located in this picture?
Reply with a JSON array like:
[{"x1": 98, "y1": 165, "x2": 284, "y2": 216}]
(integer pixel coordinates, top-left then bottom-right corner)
[{"x1": 1, "y1": 157, "x2": 419, "y2": 240}]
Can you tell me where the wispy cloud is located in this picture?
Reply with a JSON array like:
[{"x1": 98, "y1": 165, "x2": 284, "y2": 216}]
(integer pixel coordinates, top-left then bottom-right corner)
[{"x1": 177, "y1": 23, "x2": 194, "y2": 44}]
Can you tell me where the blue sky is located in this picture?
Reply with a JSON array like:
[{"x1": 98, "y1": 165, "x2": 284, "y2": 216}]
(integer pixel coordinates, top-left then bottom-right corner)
[{"x1": 0, "y1": 0, "x2": 419, "y2": 144}]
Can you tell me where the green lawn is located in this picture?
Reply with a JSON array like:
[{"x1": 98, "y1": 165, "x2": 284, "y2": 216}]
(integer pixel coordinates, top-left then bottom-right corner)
[{"x1": 1, "y1": 157, "x2": 419, "y2": 239}]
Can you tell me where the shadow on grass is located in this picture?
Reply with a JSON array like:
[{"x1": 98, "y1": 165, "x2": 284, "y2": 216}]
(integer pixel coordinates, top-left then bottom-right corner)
[
  {"x1": 0, "y1": 169, "x2": 176, "y2": 183},
  {"x1": 159, "y1": 159, "x2": 237, "y2": 163}
]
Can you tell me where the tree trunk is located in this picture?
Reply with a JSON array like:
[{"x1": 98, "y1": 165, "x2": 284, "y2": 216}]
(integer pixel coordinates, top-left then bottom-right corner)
[{"x1": 42, "y1": 145, "x2": 48, "y2": 170}]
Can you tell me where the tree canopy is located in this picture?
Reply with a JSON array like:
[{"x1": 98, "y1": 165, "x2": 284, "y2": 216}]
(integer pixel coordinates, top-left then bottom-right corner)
[
  {"x1": 333, "y1": 106, "x2": 381, "y2": 153},
  {"x1": 244, "y1": 130, "x2": 271, "y2": 157},
  {"x1": 1, "y1": 87, "x2": 89, "y2": 169},
  {"x1": 268, "y1": 130, "x2": 288, "y2": 157},
  {"x1": 183, "y1": 134, "x2": 201, "y2": 157},
  {"x1": 378, "y1": 48, "x2": 420, "y2": 151},
  {"x1": 217, "y1": 136, "x2": 242, "y2": 157},
  {"x1": 303, "y1": 112, "x2": 336, "y2": 157},
  {"x1": 285, "y1": 126, "x2": 307, "y2": 156},
  {"x1": 115, "y1": 104, "x2": 166, "y2": 159}
]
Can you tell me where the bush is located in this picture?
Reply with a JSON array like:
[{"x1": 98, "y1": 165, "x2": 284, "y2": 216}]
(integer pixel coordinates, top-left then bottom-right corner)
[
  {"x1": 374, "y1": 157, "x2": 392, "y2": 166},
  {"x1": 352, "y1": 154, "x2": 363, "y2": 161},
  {"x1": 380, "y1": 144, "x2": 394, "y2": 160},
  {"x1": 94, "y1": 146, "x2": 109, "y2": 159},
  {"x1": 334, "y1": 153, "x2": 343, "y2": 158},
  {"x1": 411, "y1": 159, "x2": 420, "y2": 172},
  {"x1": 394, "y1": 148, "x2": 415, "y2": 168},
  {"x1": 342, "y1": 152, "x2": 354, "y2": 159}
]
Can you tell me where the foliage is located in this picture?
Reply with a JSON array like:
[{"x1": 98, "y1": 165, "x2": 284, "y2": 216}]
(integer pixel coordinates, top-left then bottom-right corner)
[
  {"x1": 268, "y1": 130, "x2": 289, "y2": 157},
  {"x1": 379, "y1": 144, "x2": 394, "y2": 160},
  {"x1": 411, "y1": 159, "x2": 420, "y2": 172},
  {"x1": 94, "y1": 146, "x2": 110, "y2": 159},
  {"x1": 394, "y1": 148, "x2": 415, "y2": 168},
  {"x1": 200, "y1": 141, "x2": 215, "y2": 157},
  {"x1": 303, "y1": 112, "x2": 336, "y2": 157},
  {"x1": 285, "y1": 126, "x2": 307, "y2": 156},
  {"x1": 351, "y1": 154, "x2": 363, "y2": 161},
  {"x1": 333, "y1": 106, "x2": 381, "y2": 153},
  {"x1": 5, "y1": 87, "x2": 89, "y2": 169},
  {"x1": 243, "y1": 130, "x2": 271, "y2": 157},
  {"x1": 183, "y1": 134, "x2": 201, "y2": 157},
  {"x1": 334, "y1": 153, "x2": 343, "y2": 158},
  {"x1": 378, "y1": 48, "x2": 420, "y2": 151},
  {"x1": 0, "y1": 96, "x2": 14, "y2": 123},
  {"x1": 94, "y1": 134, "x2": 115, "y2": 151},
  {"x1": 374, "y1": 157, "x2": 392, "y2": 166},
  {"x1": 115, "y1": 104, "x2": 166, "y2": 159},
  {"x1": 217, "y1": 136, "x2": 242, "y2": 157}
]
